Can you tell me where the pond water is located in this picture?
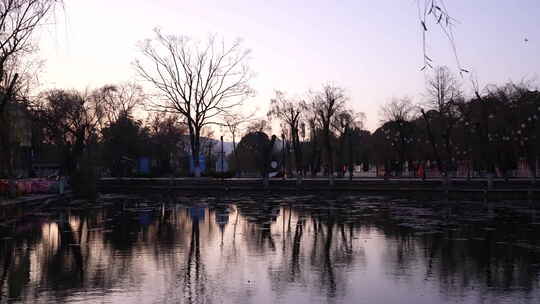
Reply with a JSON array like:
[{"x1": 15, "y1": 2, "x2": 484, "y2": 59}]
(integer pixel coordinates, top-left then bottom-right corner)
[{"x1": 1, "y1": 193, "x2": 540, "y2": 304}]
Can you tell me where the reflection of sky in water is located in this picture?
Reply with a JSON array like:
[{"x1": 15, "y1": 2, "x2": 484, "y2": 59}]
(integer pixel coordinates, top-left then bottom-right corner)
[{"x1": 1, "y1": 196, "x2": 539, "y2": 304}]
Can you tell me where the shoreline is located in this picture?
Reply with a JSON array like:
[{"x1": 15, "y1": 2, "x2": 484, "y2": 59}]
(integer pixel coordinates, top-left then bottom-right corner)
[{"x1": 98, "y1": 177, "x2": 540, "y2": 201}]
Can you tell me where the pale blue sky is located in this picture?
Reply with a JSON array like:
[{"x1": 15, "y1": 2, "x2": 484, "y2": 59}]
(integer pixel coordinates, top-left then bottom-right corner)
[{"x1": 38, "y1": 0, "x2": 540, "y2": 130}]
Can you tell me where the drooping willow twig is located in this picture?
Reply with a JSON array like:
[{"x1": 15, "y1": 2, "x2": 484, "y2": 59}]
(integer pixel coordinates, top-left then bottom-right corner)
[{"x1": 417, "y1": 0, "x2": 469, "y2": 76}]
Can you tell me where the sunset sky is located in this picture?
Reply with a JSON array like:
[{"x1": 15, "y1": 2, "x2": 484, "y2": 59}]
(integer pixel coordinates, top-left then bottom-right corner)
[{"x1": 38, "y1": 0, "x2": 540, "y2": 131}]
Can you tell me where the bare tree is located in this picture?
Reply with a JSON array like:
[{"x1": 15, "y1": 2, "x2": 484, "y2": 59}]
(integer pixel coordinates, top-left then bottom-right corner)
[
  {"x1": 267, "y1": 90, "x2": 307, "y2": 183},
  {"x1": 91, "y1": 82, "x2": 146, "y2": 127},
  {"x1": 0, "y1": 0, "x2": 60, "y2": 184},
  {"x1": 425, "y1": 66, "x2": 461, "y2": 113},
  {"x1": 134, "y1": 29, "x2": 253, "y2": 177},
  {"x1": 379, "y1": 97, "x2": 416, "y2": 124},
  {"x1": 332, "y1": 109, "x2": 365, "y2": 180},
  {"x1": 1, "y1": 53, "x2": 43, "y2": 98},
  {"x1": 311, "y1": 84, "x2": 347, "y2": 185},
  {"x1": 0, "y1": 0, "x2": 60, "y2": 112},
  {"x1": 420, "y1": 66, "x2": 462, "y2": 182},
  {"x1": 245, "y1": 118, "x2": 272, "y2": 135},
  {"x1": 221, "y1": 111, "x2": 251, "y2": 175}
]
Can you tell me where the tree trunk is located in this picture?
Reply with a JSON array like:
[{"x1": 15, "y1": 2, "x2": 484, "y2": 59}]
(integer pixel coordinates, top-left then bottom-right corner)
[
  {"x1": 189, "y1": 126, "x2": 201, "y2": 177},
  {"x1": 292, "y1": 131, "x2": 303, "y2": 184},
  {"x1": 421, "y1": 110, "x2": 446, "y2": 178},
  {"x1": 324, "y1": 128, "x2": 334, "y2": 186},
  {"x1": 338, "y1": 135, "x2": 346, "y2": 178}
]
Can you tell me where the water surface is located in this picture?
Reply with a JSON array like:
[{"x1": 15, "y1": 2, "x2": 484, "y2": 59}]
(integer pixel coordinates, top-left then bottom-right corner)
[{"x1": 1, "y1": 194, "x2": 539, "y2": 303}]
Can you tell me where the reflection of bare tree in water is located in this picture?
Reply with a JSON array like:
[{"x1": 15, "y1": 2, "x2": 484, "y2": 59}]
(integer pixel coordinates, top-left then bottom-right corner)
[
  {"x1": 23, "y1": 215, "x2": 86, "y2": 294},
  {"x1": 0, "y1": 219, "x2": 47, "y2": 300},
  {"x1": 310, "y1": 205, "x2": 364, "y2": 300},
  {"x1": 235, "y1": 200, "x2": 279, "y2": 252},
  {"x1": 322, "y1": 219, "x2": 336, "y2": 297},
  {"x1": 1, "y1": 208, "x2": 142, "y2": 302},
  {"x1": 266, "y1": 202, "x2": 363, "y2": 301},
  {"x1": 3, "y1": 246, "x2": 31, "y2": 300},
  {"x1": 382, "y1": 220, "x2": 540, "y2": 298},
  {"x1": 7, "y1": 194, "x2": 540, "y2": 303},
  {"x1": 183, "y1": 215, "x2": 207, "y2": 304},
  {"x1": 258, "y1": 220, "x2": 275, "y2": 251},
  {"x1": 291, "y1": 216, "x2": 304, "y2": 278},
  {"x1": 0, "y1": 215, "x2": 88, "y2": 301},
  {"x1": 424, "y1": 234, "x2": 441, "y2": 280},
  {"x1": 61, "y1": 217, "x2": 85, "y2": 282},
  {"x1": 232, "y1": 207, "x2": 239, "y2": 245},
  {"x1": 256, "y1": 203, "x2": 278, "y2": 251},
  {"x1": 340, "y1": 224, "x2": 354, "y2": 256}
]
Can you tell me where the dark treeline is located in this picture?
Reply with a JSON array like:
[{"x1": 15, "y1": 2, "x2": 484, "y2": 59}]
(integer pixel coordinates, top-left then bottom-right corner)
[
  {"x1": 232, "y1": 67, "x2": 540, "y2": 185},
  {"x1": 1, "y1": 82, "x2": 193, "y2": 196},
  {"x1": 374, "y1": 67, "x2": 540, "y2": 183},
  {"x1": 3, "y1": 68, "x2": 540, "y2": 193}
]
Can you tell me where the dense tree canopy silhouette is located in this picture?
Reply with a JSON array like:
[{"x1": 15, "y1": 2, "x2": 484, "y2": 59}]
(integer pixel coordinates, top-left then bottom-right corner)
[
  {"x1": 233, "y1": 131, "x2": 276, "y2": 185},
  {"x1": 101, "y1": 112, "x2": 147, "y2": 177},
  {"x1": 134, "y1": 29, "x2": 253, "y2": 177},
  {"x1": 36, "y1": 89, "x2": 102, "y2": 177}
]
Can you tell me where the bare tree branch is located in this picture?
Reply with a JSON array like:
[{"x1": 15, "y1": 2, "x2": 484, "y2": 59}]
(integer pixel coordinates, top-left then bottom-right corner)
[{"x1": 134, "y1": 29, "x2": 253, "y2": 176}]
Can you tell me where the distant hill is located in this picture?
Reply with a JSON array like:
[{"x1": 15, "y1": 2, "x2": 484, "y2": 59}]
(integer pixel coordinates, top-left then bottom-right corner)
[
  {"x1": 211, "y1": 140, "x2": 235, "y2": 155},
  {"x1": 200, "y1": 137, "x2": 234, "y2": 155},
  {"x1": 182, "y1": 136, "x2": 285, "y2": 156}
]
